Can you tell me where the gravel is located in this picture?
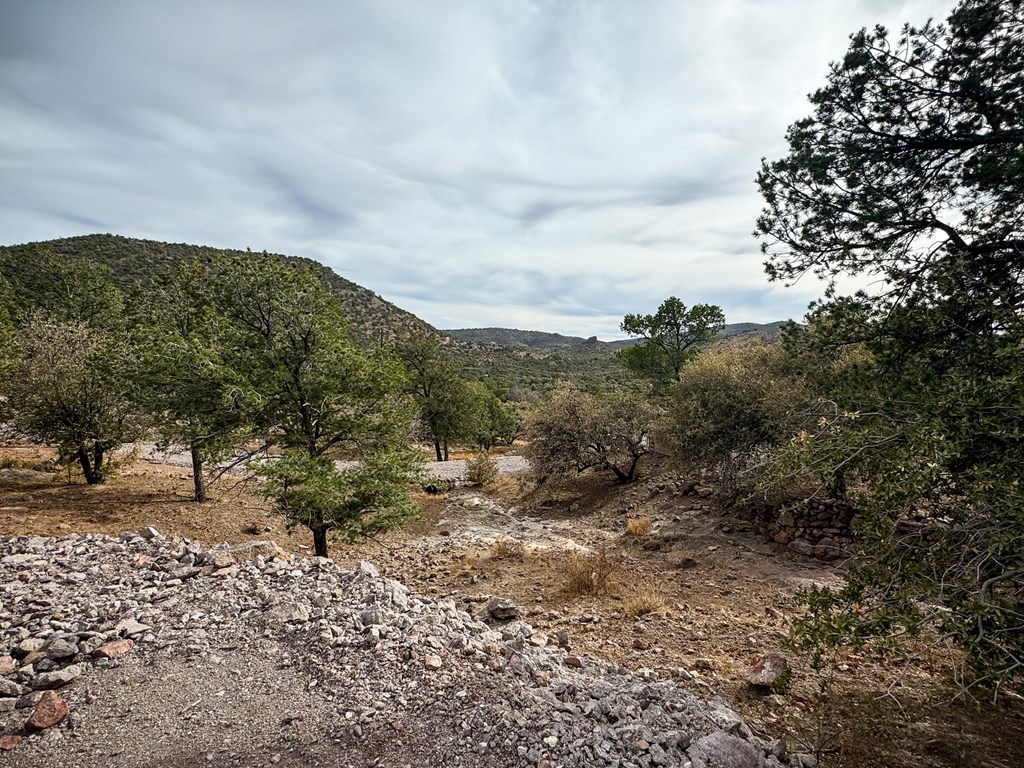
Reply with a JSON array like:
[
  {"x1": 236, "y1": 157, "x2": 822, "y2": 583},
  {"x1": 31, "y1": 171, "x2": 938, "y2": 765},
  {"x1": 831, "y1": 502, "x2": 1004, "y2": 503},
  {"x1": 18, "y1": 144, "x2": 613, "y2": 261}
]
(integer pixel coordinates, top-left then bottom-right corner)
[{"x1": 0, "y1": 531, "x2": 805, "y2": 767}]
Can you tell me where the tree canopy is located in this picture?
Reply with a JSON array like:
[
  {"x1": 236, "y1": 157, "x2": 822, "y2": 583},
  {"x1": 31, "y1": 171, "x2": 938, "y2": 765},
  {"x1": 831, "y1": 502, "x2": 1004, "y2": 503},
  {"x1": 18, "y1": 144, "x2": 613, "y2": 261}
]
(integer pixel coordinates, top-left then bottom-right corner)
[
  {"x1": 756, "y1": 0, "x2": 1024, "y2": 687},
  {"x1": 617, "y1": 297, "x2": 725, "y2": 389},
  {"x1": 209, "y1": 255, "x2": 420, "y2": 557}
]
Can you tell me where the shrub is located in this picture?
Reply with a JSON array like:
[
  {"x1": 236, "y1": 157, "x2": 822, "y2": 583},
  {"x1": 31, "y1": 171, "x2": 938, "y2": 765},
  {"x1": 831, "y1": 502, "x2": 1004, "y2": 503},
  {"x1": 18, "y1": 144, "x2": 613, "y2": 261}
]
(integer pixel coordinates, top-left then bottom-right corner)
[
  {"x1": 525, "y1": 384, "x2": 660, "y2": 484},
  {"x1": 561, "y1": 549, "x2": 622, "y2": 596},
  {"x1": 489, "y1": 537, "x2": 526, "y2": 559},
  {"x1": 665, "y1": 342, "x2": 809, "y2": 470},
  {"x1": 626, "y1": 517, "x2": 652, "y2": 536},
  {"x1": 622, "y1": 580, "x2": 667, "y2": 617},
  {"x1": 421, "y1": 475, "x2": 455, "y2": 494},
  {"x1": 466, "y1": 452, "x2": 499, "y2": 486}
]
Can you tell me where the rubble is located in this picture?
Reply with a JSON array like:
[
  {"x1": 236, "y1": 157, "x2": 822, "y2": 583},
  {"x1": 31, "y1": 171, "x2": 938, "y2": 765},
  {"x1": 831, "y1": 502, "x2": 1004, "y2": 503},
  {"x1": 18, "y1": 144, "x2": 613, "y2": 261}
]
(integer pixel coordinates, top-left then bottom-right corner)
[{"x1": 0, "y1": 530, "x2": 791, "y2": 767}]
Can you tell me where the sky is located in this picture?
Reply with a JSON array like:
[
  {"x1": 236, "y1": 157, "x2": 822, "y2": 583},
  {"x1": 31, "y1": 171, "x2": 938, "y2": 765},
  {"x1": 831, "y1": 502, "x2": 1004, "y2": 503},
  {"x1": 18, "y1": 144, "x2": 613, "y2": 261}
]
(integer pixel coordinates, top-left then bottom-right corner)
[{"x1": 0, "y1": 0, "x2": 954, "y2": 339}]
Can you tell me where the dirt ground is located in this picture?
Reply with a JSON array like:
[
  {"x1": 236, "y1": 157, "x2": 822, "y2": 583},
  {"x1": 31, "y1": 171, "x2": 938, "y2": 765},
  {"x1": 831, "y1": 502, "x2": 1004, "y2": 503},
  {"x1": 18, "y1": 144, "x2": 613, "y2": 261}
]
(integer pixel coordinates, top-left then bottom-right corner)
[{"x1": 1, "y1": 443, "x2": 1021, "y2": 768}]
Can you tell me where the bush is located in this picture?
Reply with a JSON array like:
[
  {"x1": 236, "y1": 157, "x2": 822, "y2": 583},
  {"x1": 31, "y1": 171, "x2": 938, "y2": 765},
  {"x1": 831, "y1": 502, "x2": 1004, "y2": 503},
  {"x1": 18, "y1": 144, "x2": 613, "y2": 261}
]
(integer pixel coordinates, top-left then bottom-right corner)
[
  {"x1": 561, "y1": 549, "x2": 622, "y2": 596},
  {"x1": 622, "y1": 580, "x2": 667, "y2": 617},
  {"x1": 489, "y1": 537, "x2": 526, "y2": 559},
  {"x1": 665, "y1": 342, "x2": 808, "y2": 470},
  {"x1": 466, "y1": 452, "x2": 499, "y2": 486},
  {"x1": 626, "y1": 517, "x2": 652, "y2": 536},
  {"x1": 421, "y1": 476, "x2": 455, "y2": 494},
  {"x1": 525, "y1": 384, "x2": 659, "y2": 484}
]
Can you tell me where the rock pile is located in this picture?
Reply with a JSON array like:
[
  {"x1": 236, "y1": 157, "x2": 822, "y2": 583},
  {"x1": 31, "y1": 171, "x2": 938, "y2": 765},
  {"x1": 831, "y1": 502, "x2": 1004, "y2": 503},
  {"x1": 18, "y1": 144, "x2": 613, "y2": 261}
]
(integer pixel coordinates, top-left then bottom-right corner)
[
  {"x1": 743, "y1": 499, "x2": 856, "y2": 560},
  {"x1": 1, "y1": 531, "x2": 812, "y2": 767}
]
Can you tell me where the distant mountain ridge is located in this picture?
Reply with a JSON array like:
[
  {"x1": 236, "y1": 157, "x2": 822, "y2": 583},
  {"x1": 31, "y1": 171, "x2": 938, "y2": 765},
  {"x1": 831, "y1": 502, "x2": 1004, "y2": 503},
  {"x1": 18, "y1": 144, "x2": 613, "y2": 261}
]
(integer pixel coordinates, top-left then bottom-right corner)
[
  {"x1": 2, "y1": 233, "x2": 787, "y2": 395},
  {"x1": 444, "y1": 321, "x2": 788, "y2": 351},
  {"x1": 0, "y1": 234, "x2": 436, "y2": 348}
]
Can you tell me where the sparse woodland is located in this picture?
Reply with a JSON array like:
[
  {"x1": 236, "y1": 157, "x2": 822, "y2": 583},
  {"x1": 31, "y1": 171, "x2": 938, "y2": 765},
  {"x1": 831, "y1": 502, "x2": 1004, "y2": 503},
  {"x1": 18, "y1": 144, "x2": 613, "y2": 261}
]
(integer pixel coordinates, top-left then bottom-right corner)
[{"x1": 1, "y1": 0, "x2": 1022, "y2": 763}]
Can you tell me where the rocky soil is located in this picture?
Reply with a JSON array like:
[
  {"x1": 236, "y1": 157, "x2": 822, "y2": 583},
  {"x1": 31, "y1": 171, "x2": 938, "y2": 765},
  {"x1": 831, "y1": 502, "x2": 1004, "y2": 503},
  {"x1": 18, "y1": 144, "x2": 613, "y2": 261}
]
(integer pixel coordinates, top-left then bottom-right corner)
[{"x1": 0, "y1": 530, "x2": 812, "y2": 768}]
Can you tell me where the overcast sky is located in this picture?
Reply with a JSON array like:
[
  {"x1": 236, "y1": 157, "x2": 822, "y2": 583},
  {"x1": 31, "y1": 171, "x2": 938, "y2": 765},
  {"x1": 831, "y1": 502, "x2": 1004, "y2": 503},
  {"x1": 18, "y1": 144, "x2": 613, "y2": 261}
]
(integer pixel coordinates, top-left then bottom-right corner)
[{"x1": 1, "y1": 0, "x2": 953, "y2": 338}]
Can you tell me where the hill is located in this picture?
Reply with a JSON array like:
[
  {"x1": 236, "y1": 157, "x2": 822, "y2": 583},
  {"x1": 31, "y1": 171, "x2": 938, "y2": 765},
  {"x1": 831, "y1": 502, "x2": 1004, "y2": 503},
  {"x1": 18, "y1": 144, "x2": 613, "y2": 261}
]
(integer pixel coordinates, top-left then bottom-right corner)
[
  {"x1": 0, "y1": 234, "x2": 435, "y2": 348},
  {"x1": 444, "y1": 320, "x2": 788, "y2": 350}
]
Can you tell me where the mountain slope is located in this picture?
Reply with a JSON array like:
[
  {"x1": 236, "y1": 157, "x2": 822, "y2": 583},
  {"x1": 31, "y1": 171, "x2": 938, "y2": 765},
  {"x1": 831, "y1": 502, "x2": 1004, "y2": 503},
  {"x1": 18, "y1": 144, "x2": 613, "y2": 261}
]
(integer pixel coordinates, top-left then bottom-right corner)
[
  {"x1": 0, "y1": 234, "x2": 435, "y2": 348},
  {"x1": 444, "y1": 320, "x2": 789, "y2": 350}
]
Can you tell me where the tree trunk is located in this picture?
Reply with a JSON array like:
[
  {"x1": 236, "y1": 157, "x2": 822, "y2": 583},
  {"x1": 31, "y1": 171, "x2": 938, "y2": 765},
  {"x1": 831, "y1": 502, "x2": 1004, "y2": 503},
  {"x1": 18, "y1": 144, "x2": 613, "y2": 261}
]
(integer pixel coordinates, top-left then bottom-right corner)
[
  {"x1": 434, "y1": 438, "x2": 443, "y2": 462},
  {"x1": 190, "y1": 443, "x2": 207, "y2": 502},
  {"x1": 93, "y1": 442, "x2": 104, "y2": 479},
  {"x1": 77, "y1": 447, "x2": 102, "y2": 484},
  {"x1": 443, "y1": 438, "x2": 449, "y2": 462},
  {"x1": 312, "y1": 526, "x2": 328, "y2": 558},
  {"x1": 625, "y1": 454, "x2": 642, "y2": 482}
]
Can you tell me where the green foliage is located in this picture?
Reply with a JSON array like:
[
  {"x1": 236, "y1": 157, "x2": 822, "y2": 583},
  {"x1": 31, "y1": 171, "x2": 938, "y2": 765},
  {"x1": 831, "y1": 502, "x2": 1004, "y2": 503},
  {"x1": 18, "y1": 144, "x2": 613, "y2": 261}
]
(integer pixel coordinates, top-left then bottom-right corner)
[
  {"x1": 618, "y1": 297, "x2": 725, "y2": 389},
  {"x1": 208, "y1": 255, "x2": 418, "y2": 556},
  {"x1": 394, "y1": 331, "x2": 482, "y2": 460},
  {"x1": 757, "y1": 0, "x2": 1024, "y2": 688},
  {"x1": 0, "y1": 281, "x2": 18, "y2": 383},
  {"x1": 1, "y1": 235, "x2": 434, "y2": 349},
  {"x1": 6, "y1": 316, "x2": 137, "y2": 483},
  {"x1": 666, "y1": 342, "x2": 811, "y2": 470},
  {"x1": 0, "y1": 246, "x2": 124, "y2": 329},
  {"x1": 131, "y1": 260, "x2": 254, "y2": 501},
  {"x1": 258, "y1": 449, "x2": 420, "y2": 545},
  {"x1": 463, "y1": 380, "x2": 518, "y2": 451},
  {"x1": 525, "y1": 384, "x2": 659, "y2": 484}
]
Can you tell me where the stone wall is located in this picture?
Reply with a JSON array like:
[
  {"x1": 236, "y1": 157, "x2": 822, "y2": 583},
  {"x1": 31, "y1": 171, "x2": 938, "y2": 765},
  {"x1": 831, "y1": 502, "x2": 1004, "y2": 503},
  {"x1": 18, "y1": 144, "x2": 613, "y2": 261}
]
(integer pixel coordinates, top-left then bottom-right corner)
[{"x1": 742, "y1": 497, "x2": 857, "y2": 560}]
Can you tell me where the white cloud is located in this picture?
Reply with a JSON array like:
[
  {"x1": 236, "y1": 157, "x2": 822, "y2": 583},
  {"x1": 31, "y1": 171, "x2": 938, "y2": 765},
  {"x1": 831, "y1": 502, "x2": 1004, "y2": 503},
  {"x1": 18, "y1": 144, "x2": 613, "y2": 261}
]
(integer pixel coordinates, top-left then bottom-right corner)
[{"x1": 0, "y1": 0, "x2": 955, "y2": 337}]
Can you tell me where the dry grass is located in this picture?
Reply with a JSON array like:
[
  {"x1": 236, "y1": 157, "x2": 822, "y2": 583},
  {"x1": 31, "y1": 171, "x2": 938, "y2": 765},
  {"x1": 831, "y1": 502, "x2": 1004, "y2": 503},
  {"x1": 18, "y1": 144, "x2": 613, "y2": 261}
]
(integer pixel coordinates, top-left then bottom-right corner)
[
  {"x1": 405, "y1": 493, "x2": 444, "y2": 534},
  {"x1": 626, "y1": 517, "x2": 652, "y2": 536},
  {"x1": 466, "y1": 453, "x2": 500, "y2": 486},
  {"x1": 488, "y1": 537, "x2": 526, "y2": 559},
  {"x1": 561, "y1": 548, "x2": 622, "y2": 596},
  {"x1": 621, "y1": 579, "x2": 668, "y2": 617}
]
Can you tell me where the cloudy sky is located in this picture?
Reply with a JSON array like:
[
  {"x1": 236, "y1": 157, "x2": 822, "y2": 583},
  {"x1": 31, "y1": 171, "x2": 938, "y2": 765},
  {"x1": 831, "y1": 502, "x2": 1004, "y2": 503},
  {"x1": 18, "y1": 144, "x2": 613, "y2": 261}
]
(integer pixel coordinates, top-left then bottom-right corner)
[{"x1": 1, "y1": 0, "x2": 952, "y2": 338}]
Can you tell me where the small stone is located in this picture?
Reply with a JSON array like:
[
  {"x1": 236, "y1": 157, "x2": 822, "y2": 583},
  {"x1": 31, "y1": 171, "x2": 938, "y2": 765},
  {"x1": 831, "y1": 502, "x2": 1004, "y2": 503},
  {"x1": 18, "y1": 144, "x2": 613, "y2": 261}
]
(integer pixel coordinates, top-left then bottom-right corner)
[
  {"x1": 14, "y1": 638, "x2": 44, "y2": 658},
  {"x1": 422, "y1": 655, "x2": 442, "y2": 670},
  {"x1": 555, "y1": 629, "x2": 571, "y2": 649},
  {"x1": 115, "y1": 618, "x2": 152, "y2": 638},
  {"x1": 16, "y1": 691, "x2": 43, "y2": 709},
  {"x1": 26, "y1": 690, "x2": 70, "y2": 731},
  {"x1": 0, "y1": 679, "x2": 24, "y2": 697},
  {"x1": 267, "y1": 602, "x2": 310, "y2": 624},
  {"x1": 748, "y1": 654, "x2": 789, "y2": 688},
  {"x1": 207, "y1": 551, "x2": 235, "y2": 569},
  {"x1": 564, "y1": 655, "x2": 584, "y2": 668},
  {"x1": 814, "y1": 537, "x2": 843, "y2": 561},
  {"x1": 0, "y1": 656, "x2": 16, "y2": 675},
  {"x1": 44, "y1": 637, "x2": 79, "y2": 660},
  {"x1": 355, "y1": 560, "x2": 379, "y2": 578},
  {"x1": 360, "y1": 605, "x2": 384, "y2": 627},
  {"x1": 0, "y1": 735, "x2": 21, "y2": 751},
  {"x1": 32, "y1": 664, "x2": 84, "y2": 690},
  {"x1": 475, "y1": 596, "x2": 520, "y2": 623},
  {"x1": 690, "y1": 731, "x2": 760, "y2": 768},
  {"x1": 139, "y1": 526, "x2": 161, "y2": 539},
  {"x1": 632, "y1": 638, "x2": 651, "y2": 651},
  {"x1": 93, "y1": 639, "x2": 135, "y2": 660},
  {"x1": 788, "y1": 539, "x2": 817, "y2": 558}
]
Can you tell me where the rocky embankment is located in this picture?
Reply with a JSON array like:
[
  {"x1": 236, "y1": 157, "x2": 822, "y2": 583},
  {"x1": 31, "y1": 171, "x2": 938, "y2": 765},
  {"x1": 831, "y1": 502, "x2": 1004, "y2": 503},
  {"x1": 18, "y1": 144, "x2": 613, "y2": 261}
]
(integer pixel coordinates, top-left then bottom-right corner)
[{"x1": 0, "y1": 532, "x2": 813, "y2": 768}]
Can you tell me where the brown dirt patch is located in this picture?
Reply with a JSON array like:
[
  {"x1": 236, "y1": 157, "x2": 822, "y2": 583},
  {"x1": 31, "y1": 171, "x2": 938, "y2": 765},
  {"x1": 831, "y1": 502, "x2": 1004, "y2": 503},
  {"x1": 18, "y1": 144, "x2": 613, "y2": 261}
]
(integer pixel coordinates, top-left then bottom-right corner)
[{"x1": 2, "y1": 443, "x2": 1022, "y2": 767}]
